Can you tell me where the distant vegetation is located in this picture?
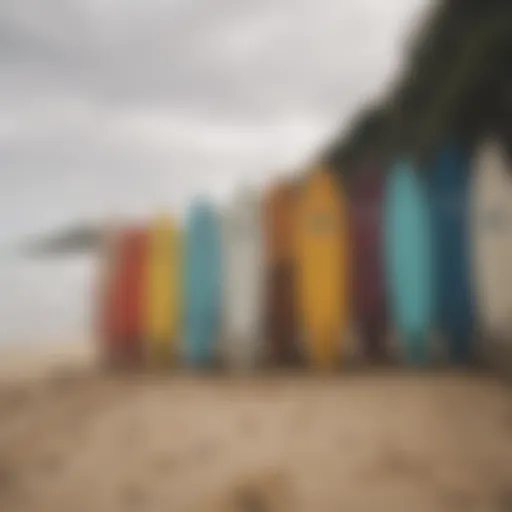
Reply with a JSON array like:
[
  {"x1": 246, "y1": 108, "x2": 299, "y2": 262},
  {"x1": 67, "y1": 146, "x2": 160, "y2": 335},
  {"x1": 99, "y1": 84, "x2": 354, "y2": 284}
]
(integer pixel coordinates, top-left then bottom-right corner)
[
  {"x1": 22, "y1": 224, "x2": 104, "y2": 257},
  {"x1": 324, "y1": 0, "x2": 512, "y2": 173}
]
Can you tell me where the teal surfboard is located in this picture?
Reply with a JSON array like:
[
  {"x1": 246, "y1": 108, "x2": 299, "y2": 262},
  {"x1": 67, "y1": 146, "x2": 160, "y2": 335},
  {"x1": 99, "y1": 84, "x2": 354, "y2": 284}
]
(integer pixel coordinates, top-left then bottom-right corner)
[
  {"x1": 384, "y1": 158, "x2": 434, "y2": 364},
  {"x1": 184, "y1": 198, "x2": 222, "y2": 366},
  {"x1": 430, "y1": 143, "x2": 473, "y2": 363}
]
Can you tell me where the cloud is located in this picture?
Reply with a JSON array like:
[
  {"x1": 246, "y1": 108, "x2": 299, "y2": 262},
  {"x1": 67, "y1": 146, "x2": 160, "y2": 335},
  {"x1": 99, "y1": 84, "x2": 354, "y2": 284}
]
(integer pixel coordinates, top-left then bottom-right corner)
[
  {"x1": 0, "y1": 0, "x2": 430, "y2": 342},
  {"x1": 0, "y1": 0, "x2": 428, "y2": 239}
]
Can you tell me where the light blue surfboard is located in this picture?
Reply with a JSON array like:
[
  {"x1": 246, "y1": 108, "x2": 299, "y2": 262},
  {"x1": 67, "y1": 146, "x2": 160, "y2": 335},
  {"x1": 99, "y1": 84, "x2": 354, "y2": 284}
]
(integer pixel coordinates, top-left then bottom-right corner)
[
  {"x1": 384, "y1": 158, "x2": 434, "y2": 364},
  {"x1": 184, "y1": 198, "x2": 222, "y2": 366},
  {"x1": 430, "y1": 143, "x2": 473, "y2": 363}
]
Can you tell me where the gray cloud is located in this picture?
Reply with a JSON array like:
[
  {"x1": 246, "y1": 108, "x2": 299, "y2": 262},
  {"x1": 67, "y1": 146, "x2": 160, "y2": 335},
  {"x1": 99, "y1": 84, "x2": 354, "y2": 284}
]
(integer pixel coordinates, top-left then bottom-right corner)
[
  {"x1": 0, "y1": 0, "x2": 429, "y2": 238},
  {"x1": 0, "y1": 0, "x2": 429, "y2": 342}
]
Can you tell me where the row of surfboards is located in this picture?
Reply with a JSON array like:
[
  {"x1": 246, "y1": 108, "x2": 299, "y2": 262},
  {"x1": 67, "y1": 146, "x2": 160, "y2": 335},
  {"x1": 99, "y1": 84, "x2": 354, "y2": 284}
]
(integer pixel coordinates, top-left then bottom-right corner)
[{"x1": 96, "y1": 138, "x2": 512, "y2": 371}]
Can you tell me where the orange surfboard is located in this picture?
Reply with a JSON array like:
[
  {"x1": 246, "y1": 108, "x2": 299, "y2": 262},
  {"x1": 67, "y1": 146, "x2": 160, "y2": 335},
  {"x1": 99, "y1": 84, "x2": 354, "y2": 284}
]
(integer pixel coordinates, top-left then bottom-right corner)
[{"x1": 263, "y1": 180, "x2": 297, "y2": 364}]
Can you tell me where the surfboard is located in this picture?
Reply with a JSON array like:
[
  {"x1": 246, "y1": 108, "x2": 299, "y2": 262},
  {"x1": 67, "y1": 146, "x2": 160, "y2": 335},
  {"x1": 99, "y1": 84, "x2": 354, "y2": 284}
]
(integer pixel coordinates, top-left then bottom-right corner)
[
  {"x1": 221, "y1": 188, "x2": 265, "y2": 371},
  {"x1": 384, "y1": 159, "x2": 433, "y2": 364},
  {"x1": 295, "y1": 166, "x2": 349, "y2": 370},
  {"x1": 430, "y1": 143, "x2": 473, "y2": 363},
  {"x1": 349, "y1": 158, "x2": 387, "y2": 361},
  {"x1": 144, "y1": 214, "x2": 180, "y2": 366},
  {"x1": 184, "y1": 198, "x2": 222, "y2": 367},
  {"x1": 263, "y1": 180, "x2": 297, "y2": 365},
  {"x1": 471, "y1": 138, "x2": 512, "y2": 367},
  {"x1": 109, "y1": 227, "x2": 146, "y2": 368}
]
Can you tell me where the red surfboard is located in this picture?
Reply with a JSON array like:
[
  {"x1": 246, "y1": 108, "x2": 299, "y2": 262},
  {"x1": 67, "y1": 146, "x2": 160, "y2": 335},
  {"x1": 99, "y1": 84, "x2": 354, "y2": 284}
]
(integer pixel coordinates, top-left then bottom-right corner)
[
  {"x1": 349, "y1": 159, "x2": 387, "y2": 361},
  {"x1": 105, "y1": 227, "x2": 147, "y2": 368}
]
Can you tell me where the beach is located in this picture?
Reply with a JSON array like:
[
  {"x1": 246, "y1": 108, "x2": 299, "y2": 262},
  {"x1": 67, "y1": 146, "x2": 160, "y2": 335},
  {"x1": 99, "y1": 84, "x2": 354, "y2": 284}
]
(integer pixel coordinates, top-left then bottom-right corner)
[{"x1": 1, "y1": 343, "x2": 512, "y2": 511}]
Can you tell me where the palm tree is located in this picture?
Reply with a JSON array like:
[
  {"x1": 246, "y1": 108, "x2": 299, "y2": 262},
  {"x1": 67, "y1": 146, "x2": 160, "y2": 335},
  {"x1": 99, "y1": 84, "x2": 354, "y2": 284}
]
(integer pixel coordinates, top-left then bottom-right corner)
[{"x1": 324, "y1": 0, "x2": 512, "y2": 173}]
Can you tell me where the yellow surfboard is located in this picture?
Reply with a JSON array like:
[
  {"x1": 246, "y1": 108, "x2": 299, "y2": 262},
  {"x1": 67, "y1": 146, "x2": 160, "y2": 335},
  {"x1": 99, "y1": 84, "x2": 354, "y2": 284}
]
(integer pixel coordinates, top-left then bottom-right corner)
[
  {"x1": 144, "y1": 214, "x2": 180, "y2": 366},
  {"x1": 295, "y1": 165, "x2": 349, "y2": 370}
]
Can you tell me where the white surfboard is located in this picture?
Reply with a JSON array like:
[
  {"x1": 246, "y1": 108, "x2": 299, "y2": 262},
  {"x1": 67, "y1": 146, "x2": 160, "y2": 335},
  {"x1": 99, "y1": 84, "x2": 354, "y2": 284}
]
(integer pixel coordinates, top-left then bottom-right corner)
[
  {"x1": 471, "y1": 138, "x2": 512, "y2": 365},
  {"x1": 221, "y1": 188, "x2": 265, "y2": 371}
]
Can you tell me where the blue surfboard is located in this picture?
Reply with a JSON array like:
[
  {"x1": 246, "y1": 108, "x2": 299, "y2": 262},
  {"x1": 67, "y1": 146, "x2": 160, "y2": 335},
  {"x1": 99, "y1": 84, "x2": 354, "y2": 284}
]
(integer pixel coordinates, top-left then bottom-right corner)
[
  {"x1": 184, "y1": 198, "x2": 222, "y2": 366},
  {"x1": 430, "y1": 144, "x2": 473, "y2": 363},
  {"x1": 384, "y1": 158, "x2": 434, "y2": 364}
]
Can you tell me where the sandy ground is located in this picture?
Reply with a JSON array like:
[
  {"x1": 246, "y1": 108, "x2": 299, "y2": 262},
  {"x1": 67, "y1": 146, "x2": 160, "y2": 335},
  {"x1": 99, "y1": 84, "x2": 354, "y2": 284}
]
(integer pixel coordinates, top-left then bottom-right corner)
[{"x1": 1, "y1": 343, "x2": 512, "y2": 511}]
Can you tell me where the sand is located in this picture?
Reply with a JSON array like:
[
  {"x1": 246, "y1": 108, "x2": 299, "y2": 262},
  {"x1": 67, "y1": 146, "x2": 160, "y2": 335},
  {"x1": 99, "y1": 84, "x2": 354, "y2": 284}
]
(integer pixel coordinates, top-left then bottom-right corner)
[{"x1": 1, "y1": 343, "x2": 512, "y2": 511}]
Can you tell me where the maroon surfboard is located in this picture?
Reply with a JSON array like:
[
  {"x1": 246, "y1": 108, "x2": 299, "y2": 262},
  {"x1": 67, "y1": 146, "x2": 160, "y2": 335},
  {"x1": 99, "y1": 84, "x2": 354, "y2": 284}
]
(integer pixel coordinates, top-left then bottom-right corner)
[{"x1": 349, "y1": 159, "x2": 387, "y2": 361}]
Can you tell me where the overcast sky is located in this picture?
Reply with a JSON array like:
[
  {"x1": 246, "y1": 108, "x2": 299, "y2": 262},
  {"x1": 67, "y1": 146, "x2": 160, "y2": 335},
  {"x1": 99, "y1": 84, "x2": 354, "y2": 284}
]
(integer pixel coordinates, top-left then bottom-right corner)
[
  {"x1": 0, "y1": 0, "x2": 429, "y2": 243},
  {"x1": 0, "y1": 0, "x2": 430, "y2": 344}
]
